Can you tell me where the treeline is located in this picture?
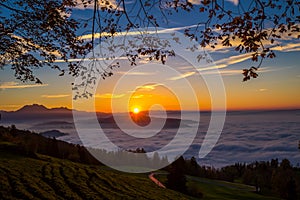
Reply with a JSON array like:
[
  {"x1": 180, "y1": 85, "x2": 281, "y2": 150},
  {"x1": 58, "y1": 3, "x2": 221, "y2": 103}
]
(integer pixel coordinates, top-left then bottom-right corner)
[
  {"x1": 0, "y1": 125, "x2": 101, "y2": 165},
  {"x1": 0, "y1": 126, "x2": 169, "y2": 170},
  {"x1": 181, "y1": 157, "x2": 300, "y2": 200},
  {"x1": 2, "y1": 125, "x2": 299, "y2": 199}
]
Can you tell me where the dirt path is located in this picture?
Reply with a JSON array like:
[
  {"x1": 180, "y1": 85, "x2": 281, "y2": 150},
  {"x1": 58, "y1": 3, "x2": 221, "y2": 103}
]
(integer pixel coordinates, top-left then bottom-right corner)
[{"x1": 148, "y1": 173, "x2": 166, "y2": 188}]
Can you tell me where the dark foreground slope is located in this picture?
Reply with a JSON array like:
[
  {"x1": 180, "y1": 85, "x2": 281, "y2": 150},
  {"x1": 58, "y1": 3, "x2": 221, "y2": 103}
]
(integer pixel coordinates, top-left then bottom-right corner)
[
  {"x1": 0, "y1": 149, "x2": 193, "y2": 200},
  {"x1": 0, "y1": 126, "x2": 193, "y2": 200},
  {"x1": 0, "y1": 126, "x2": 289, "y2": 200}
]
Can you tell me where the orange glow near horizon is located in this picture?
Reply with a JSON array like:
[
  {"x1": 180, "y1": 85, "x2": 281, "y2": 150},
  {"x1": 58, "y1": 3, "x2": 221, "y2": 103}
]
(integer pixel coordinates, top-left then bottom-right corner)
[
  {"x1": 127, "y1": 85, "x2": 181, "y2": 113},
  {"x1": 132, "y1": 107, "x2": 140, "y2": 114},
  {"x1": 93, "y1": 84, "x2": 184, "y2": 113},
  {"x1": 1, "y1": 64, "x2": 300, "y2": 113},
  {"x1": 1, "y1": 79, "x2": 299, "y2": 112}
]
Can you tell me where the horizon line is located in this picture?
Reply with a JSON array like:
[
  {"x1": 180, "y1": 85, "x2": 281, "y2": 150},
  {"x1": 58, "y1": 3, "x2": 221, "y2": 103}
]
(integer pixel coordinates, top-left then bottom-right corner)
[{"x1": 1, "y1": 104, "x2": 299, "y2": 113}]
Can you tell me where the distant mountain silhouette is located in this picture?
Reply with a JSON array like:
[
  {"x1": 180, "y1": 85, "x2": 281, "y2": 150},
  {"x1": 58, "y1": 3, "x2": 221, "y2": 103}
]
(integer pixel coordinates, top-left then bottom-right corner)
[
  {"x1": 15, "y1": 104, "x2": 72, "y2": 113},
  {"x1": 16, "y1": 104, "x2": 49, "y2": 113},
  {"x1": 0, "y1": 104, "x2": 74, "y2": 122},
  {"x1": 0, "y1": 104, "x2": 189, "y2": 129}
]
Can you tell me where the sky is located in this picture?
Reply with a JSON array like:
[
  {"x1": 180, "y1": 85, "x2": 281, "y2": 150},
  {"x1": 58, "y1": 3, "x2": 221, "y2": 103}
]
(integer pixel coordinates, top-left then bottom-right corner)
[{"x1": 0, "y1": 0, "x2": 299, "y2": 112}]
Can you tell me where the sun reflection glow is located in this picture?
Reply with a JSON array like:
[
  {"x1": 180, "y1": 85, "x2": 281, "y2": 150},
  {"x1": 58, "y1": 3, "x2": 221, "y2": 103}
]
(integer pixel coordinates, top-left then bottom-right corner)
[{"x1": 133, "y1": 107, "x2": 140, "y2": 114}]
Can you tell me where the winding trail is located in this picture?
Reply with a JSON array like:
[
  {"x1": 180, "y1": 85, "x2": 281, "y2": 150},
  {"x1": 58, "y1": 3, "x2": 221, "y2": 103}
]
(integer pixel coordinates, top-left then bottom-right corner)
[{"x1": 148, "y1": 173, "x2": 166, "y2": 188}]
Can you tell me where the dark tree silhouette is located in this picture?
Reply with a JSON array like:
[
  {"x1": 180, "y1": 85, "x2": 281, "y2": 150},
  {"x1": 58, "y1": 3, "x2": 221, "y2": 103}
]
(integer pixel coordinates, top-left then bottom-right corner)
[
  {"x1": 1, "y1": 0, "x2": 299, "y2": 89},
  {"x1": 167, "y1": 156, "x2": 187, "y2": 193},
  {"x1": 0, "y1": 0, "x2": 91, "y2": 83}
]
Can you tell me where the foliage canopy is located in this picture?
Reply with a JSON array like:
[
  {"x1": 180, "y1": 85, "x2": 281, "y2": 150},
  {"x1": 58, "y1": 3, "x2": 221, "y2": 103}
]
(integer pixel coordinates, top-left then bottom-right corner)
[{"x1": 0, "y1": 0, "x2": 299, "y2": 85}]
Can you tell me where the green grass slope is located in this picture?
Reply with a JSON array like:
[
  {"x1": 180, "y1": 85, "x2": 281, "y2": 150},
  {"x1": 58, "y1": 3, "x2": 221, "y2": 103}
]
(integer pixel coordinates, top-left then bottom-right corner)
[
  {"x1": 0, "y1": 148, "x2": 193, "y2": 200},
  {"x1": 156, "y1": 174, "x2": 280, "y2": 200},
  {"x1": 186, "y1": 176, "x2": 280, "y2": 200},
  {"x1": 0, "y1": 126, "x2": 284, "y2": 200}
]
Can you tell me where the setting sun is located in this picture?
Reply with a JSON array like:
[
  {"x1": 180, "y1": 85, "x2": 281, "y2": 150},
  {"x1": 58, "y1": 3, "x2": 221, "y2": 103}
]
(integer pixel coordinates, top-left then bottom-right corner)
[{"x1": 133, "y1": 107, "x2": 140, "y2": 114}]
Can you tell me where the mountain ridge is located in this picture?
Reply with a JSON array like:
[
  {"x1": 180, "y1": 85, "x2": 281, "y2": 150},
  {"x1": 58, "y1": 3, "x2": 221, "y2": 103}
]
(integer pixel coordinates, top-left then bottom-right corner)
[{"x1": 0, "y1": 104, "x2": 75, "y2": 122}]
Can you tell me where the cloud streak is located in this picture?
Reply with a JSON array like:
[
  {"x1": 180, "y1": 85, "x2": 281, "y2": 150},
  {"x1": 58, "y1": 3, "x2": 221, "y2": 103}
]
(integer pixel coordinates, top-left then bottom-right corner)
[
  {"x1": 226, "y1": 0, "x2": 239, "y2": 5},
  {"x1": 168, "y1": 71, "x2": 196, "y2": 80},
  {"x1": 41, "y1": 94, "x2": 70, "y2": 98},
  {"x1": 259, "y1": 88, "x2": 268, "y2": 92},
  {"x1": 131, "y1": 94, "x2": 144, "y2": 99},
  {"x1": 135, "y1": 83, "x2": 163, "y2": 91},
  {"x1": 116, "y1": 71, "x2": 156, "y2": 76},
  {"x1": 197, "y1": 64, "x2": 228, "y2": 72},
  {"x1": 0, "y1": 82, "x2": 48, "y2": 89},
  {"x1": 195, "y1": 53, "x2": 253, "y2": 73},
  {"x1": 189, "y1": 0, "x2": 239, "y2": 5},
  {"x1": 79, "y1": 24, "x2": 200, "y2": 40},
  {"x1": 200, "y1": 66, "x2": 282, "y2": 76},
  {"x1": 95, "y1": 93, "x2": 125, "y2": 99},
  {"x1": 74, "y1": 0, "x2": 121, "y2": 10},
  {"x1": 271, "y1": 42, "x2": 300, "y2": 52}
]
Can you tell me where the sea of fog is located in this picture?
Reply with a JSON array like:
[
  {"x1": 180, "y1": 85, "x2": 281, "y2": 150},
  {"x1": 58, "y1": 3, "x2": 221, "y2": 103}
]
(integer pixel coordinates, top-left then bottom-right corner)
[{"x1": 2, "y1": 110, "x2": 300, "y2": 168}]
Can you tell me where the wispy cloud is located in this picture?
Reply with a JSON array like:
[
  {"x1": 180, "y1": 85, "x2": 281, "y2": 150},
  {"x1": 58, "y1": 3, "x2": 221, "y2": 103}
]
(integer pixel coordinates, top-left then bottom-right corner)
[
  {"x1": 271, "y1": 42, "x2": 300, "y2": 52},
  {"x1": 202, "y1": 39, "x2": 300, "y2": 73},
  {"x1": 116, "y1": 71, "x2": 155, "y2": 76},
  {"x1": 189, "y1": 0, "x2": 239, "y2": 5},
  {"x1": 79, "y1": 32, "x2": 116, "y2": 40},
  {"x1": 198, "y1": 64, "x2": 228, "y2": 72},
  {"x1": 204, "y1": 69, "x2": 244, "y2": 76},
  {"x1": 50, "y1": 56, "x2": 128, "y2": 63},
  {"x1": 0, "y1": 82, "x2": 48, "y2": 89},
  {"x1": 196, "y1": 53, "x2": 252, "y2": 73},
  {"x1": 226, "y1": 0, "x2": 239, "y2": 5},
  {"x1": 206, "y1": 24, "x2": 300, "y2": 53},
  {"x1": 74, "y1": 0, "x2": 121, "y2": 10},
  {"x1": 41, "y1": 94, "x2": 70, "y2": 98},
  {"x1": 187, "y1": 0, "x2": 201, "y2": 4},
  {"x1": 168, "y1": 71, "x2": 196, "y2": 80},
  {"x1": 259, "y1": 88, "x2": 268, "y2": 92},
  {"x1": 79, "y1": 24, "x2": 200, "y2": 40},
  {"x1": 95, "y1": 93, "x2": 125, "y2": 99},
  {"x1": 200, "y1": 66, "x2": 281, "y2": 76},
  {"x1": 11, "y1": 35, "x2": 61, "y2": 56},
  {"x1": 225, "y1": 54, "x2": 252, "y2": 65},
  {"x1": 213, "y1": 53, "x2": 253, "y2": 66},
  {"x1": 136, "y1": 83, "x2": 163, "y2": 91},
  {"x1": 131, "y1": 94, "x2": 146, "y2": 99},
  {"x1": 0, "y1": 104, "x2": 22, "y2": 109}
]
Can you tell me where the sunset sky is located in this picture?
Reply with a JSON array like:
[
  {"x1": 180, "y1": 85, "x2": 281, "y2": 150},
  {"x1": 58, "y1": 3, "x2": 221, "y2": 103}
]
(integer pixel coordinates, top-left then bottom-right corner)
[{"x1": 0, "y1": 0, "x2": 299, "y2": 112}]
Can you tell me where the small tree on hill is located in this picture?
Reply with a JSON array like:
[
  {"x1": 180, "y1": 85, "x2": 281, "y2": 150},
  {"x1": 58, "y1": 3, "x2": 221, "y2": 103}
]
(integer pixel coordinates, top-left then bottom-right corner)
[{"x1": 167, "y1": 156, "x2": 187, "y2": 193}]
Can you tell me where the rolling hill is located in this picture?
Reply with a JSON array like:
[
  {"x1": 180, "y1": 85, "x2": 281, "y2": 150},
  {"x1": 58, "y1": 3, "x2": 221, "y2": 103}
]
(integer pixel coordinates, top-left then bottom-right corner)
[{"x1": 0, "y1": 126, "x2": 284, "y2": 200}]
